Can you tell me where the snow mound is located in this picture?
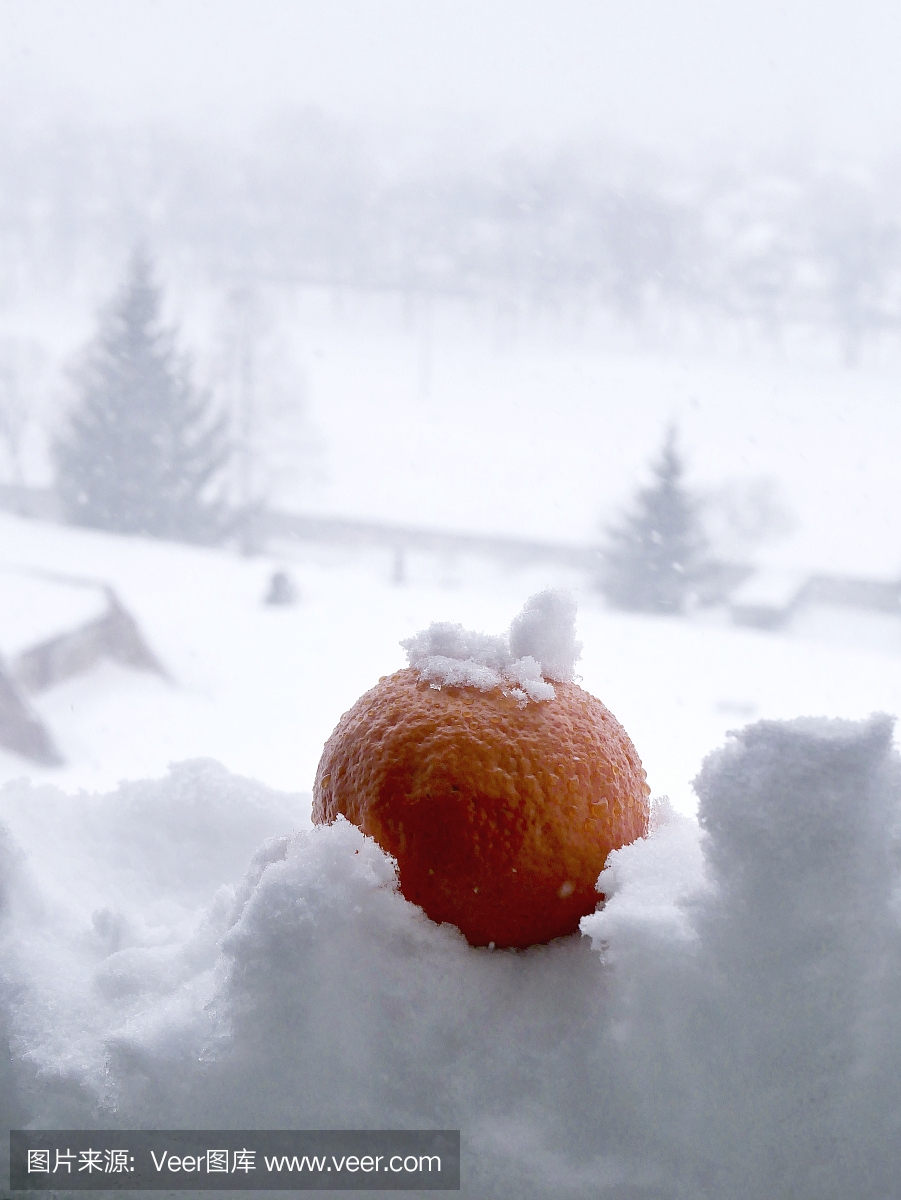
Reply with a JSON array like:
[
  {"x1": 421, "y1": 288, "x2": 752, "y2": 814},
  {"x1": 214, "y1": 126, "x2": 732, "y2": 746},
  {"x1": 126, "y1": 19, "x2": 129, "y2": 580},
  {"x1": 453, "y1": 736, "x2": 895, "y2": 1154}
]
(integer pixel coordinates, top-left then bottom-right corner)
[
  {"x1": 584, "y1": 712, "x2": 901, "y2": 1198},
  {"x1": 401, "y1": 589, "x2": 580, "y2": 705},
  {"x1": 3, "y1": 715, "x2": 901, "y2": 1197}
]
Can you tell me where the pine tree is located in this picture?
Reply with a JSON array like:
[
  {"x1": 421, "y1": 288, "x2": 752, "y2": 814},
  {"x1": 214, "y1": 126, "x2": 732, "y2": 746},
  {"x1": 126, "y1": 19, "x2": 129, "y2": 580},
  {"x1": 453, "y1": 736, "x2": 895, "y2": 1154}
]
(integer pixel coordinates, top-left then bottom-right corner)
[
  {"x1": 55, "y1": 252, "x2": 229, "y2": 542},
  {"x1": 599, "y1": 427, "x2": 707, "y2": 614}
]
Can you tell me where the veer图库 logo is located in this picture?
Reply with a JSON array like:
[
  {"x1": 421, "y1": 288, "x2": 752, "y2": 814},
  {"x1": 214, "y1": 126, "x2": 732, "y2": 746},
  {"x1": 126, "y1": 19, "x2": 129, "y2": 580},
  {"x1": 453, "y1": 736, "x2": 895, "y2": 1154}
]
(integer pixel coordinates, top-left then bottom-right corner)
[{"x1": 10, "y1": 1130, "x2": 460, "y2": 1191}]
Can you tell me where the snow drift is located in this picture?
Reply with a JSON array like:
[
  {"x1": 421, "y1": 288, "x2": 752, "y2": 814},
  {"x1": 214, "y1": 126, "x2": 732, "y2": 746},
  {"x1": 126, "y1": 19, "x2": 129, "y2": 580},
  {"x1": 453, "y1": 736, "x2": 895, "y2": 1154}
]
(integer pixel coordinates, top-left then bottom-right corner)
[{"x1": 1, "y1": 716, "x2": 900, "y2": 1198}]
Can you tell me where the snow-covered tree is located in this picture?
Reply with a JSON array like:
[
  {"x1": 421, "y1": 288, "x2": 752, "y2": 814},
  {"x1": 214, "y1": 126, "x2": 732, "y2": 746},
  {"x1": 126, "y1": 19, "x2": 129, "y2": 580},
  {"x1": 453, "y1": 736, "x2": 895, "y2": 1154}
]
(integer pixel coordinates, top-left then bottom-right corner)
[
  {"x1": 599, "y1": 427, "x2": 707, "y2": 614},
  {"x1": 55, "y1": 253, "x2": 229, "y2": 542}
]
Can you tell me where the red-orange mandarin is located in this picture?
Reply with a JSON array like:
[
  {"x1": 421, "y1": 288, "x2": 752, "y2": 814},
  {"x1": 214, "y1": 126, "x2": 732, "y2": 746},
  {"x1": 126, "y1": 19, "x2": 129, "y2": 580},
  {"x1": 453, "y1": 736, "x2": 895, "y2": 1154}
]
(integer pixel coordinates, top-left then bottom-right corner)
[{"x1": 313, "y1": 668, "x2": 650, "y2": 948}]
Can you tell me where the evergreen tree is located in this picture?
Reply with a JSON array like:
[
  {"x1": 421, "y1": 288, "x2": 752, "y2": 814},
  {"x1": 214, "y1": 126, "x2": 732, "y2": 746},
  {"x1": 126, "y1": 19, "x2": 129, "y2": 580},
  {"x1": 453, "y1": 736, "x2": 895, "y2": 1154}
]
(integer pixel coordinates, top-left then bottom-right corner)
[
  {"x1": 55, "y1": 253, "x2": 229, "y2": 542},
  {"x1": 599, "y1": 427, "x2": 707, "y2": 614}
]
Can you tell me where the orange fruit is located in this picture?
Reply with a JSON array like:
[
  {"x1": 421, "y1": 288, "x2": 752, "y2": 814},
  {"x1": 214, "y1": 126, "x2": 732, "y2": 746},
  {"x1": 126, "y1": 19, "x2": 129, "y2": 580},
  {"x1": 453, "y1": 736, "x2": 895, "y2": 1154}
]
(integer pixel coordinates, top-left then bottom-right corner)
[{"x1": 313, "y1": 666, "x2": 650, "y2": 948}]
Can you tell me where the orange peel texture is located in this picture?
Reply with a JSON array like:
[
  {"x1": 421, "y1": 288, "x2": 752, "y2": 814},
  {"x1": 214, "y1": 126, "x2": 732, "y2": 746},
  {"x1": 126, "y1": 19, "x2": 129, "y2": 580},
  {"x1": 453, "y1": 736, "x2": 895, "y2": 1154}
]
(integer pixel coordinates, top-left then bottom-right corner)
[{"x1": 313, "y1": 667, "x2": 650, "y2": 948}]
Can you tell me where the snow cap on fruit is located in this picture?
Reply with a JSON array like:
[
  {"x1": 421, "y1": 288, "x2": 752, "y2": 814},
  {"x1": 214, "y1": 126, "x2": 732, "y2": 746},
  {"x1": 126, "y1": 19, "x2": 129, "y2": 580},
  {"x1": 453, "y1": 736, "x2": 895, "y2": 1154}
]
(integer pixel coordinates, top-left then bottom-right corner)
[{"x1": 400, "y1": 588, "x2": 582, "y2": 706}]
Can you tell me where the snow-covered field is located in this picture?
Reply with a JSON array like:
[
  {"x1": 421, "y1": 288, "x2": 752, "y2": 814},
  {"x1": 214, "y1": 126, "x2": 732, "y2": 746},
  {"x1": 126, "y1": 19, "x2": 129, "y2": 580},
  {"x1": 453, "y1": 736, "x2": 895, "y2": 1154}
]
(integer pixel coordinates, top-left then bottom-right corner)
[
  {"x1": 14, "y1": 283, "x2": 901, "y2": 579},
  {"x1": 287, "y1": 295, "x2": 901, "y2": 578},
  {"x1": 2, "y1": 509, "x2": 901, "y2": 808},
  {"x1": 3, "y1": 511, "x2": 901, "y2": 1197}
]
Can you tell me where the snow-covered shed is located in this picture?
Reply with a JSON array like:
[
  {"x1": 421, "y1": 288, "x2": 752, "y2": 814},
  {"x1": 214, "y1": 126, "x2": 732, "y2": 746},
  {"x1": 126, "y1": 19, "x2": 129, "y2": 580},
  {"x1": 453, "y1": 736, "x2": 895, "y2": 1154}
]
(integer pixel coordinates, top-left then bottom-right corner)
[{"x1": 0, "y1": 569, "x2": 166, "y2": 764}]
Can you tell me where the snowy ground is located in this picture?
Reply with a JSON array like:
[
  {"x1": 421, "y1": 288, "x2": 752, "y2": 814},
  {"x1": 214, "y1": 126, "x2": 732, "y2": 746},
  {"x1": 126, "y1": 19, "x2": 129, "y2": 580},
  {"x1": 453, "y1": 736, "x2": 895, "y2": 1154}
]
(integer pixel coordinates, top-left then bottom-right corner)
[{"x1": 3, "y1": 514, "x2": 901, "y2": 1196}]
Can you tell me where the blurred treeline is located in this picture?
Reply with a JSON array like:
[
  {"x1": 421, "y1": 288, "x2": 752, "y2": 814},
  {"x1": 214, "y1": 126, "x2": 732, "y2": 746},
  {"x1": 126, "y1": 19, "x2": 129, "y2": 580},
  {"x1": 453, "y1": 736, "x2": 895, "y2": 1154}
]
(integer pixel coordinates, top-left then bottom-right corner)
[{"x1": 2, "y1": 111, "x2": 901, "y2": 364}]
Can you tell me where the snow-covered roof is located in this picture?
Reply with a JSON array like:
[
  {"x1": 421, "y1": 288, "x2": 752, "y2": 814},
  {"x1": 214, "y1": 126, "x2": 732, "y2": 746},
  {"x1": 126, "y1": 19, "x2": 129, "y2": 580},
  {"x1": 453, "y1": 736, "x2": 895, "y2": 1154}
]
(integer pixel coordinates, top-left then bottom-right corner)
[
  {"x1": 0, "y1": 569, "x2": 108, "y2": 659},
  {"x1": 729, "y1": 567, "x2": 810, "y2": 612}
]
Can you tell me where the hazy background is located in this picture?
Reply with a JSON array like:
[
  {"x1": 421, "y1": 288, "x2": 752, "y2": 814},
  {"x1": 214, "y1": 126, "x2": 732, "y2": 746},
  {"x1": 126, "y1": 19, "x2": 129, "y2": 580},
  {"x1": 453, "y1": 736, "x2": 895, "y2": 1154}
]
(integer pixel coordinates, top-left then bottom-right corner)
[
  {"x1": 3, "y1": 0, "x2": 901, "y2": 573},
  {"x1": 4, "y1": 0, "x2": 901, "y2": 157}
]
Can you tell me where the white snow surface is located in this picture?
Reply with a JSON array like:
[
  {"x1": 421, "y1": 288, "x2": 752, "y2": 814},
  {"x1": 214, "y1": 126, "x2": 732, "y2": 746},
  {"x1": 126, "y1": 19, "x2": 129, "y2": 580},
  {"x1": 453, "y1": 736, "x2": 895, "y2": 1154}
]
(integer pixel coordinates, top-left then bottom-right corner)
[
  {"x1": 401, "y1": 588, "x2": 578, "y2": 704},
  {"x1": 2, "y1": 717, "x2": 901, "y2": 1198}
]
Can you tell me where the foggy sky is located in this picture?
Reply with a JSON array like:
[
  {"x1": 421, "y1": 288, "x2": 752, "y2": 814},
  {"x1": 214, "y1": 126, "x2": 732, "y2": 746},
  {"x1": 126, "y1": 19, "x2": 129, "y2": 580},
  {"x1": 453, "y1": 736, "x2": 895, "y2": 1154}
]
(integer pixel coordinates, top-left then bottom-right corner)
[{"x1": 1, "y1": 0, "x2": 900, "y2": 161}]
